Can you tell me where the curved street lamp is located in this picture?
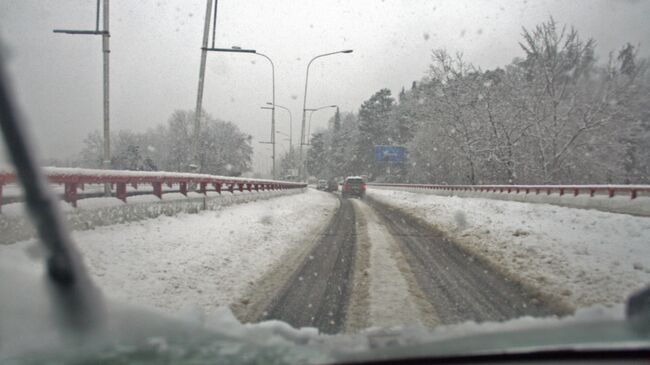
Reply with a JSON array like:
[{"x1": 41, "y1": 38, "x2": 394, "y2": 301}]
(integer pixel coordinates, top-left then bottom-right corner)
[
  {"x1": 252, "y1": 52, "x2": 276, "y2": 179},
  {"x1": 299, "y1": 50, "x2": 353, "y2": 179},
  {"x1": 201, "y1": 45, "x2": 277, "y2": 178},
  {"x1": 306, "y1": 105, "x2": 338, "y2": 144}
]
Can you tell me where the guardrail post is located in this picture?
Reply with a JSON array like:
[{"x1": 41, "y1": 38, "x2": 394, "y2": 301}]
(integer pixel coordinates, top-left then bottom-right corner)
[
  {"x1": 153, "y1": 182, "x2": 162, "y2": 199},
  {"x1": 590, "y1": 189, "x2": 595, "y2": 197},
  {"x1": 631, "y1": 190, "x2": 637, "y2": 199},
  {"x1": 608, "y1": 188, "x2": 615, "y2": 198},
  {"x1": 213, "y1": 182, "x2": 221, "y2": 194},
  {"x1": 64, "y1": 182, "x2": 78, "y2": 207},
  {"x1": 116, "y1": 182, "x2": 127, "y2": 202},
  {"x1": 254, "y1": 184, "x2": 259, "y2": 192},
  {"x1": 246, "y1": 183, "x2": 252, "y2": 192},
  {"x1": 228, "y1": 183, "x2": 234, "y2": 194},
  {"x1": 559, "y1": 188, "x2": 565, "y2": 196},
  {"x1": 199, "y1": 182, "x2": 207, "y2": 195},
  {"x1": 0, "y1": 184, "x2": 3, "y2": 213},
  {"x1": 180, "y1": 182, "x2": 187, "y2": 196},
  {"x1": 238, "y1": 183, "x2": 244, "y2": 192},
  {"x1": 573, "y1": 188, "x2": 579, "y2": 197}
]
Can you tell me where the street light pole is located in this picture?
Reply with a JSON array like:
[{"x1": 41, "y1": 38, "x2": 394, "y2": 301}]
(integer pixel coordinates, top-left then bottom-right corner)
[
  {"x1": 202, "y1": 46, "x2": 275, "y2": 179},
  {"x1": 305, "y1": 104, "x2": 337, "y2": 145},
  {"x1": 299, "y1": 50, "x2": 353, "y2": 180},
  {"x1": 191, "y1": 0, "x2": 214, "y2": 172},
  {"x1": 268, "y1": 103, "x2": 292, "y2": 153},
  {"x1": 254, "y1": 53, "x2": 275, "y2": 179}
]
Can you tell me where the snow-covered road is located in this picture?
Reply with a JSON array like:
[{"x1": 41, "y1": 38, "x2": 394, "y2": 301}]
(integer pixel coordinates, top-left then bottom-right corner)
[
  {"x1": 368, "y1": 188, "x2": 650, "y2": 310},
  {"x1": 0, "y1": 189, "x2": 338, "y2": 318},
  {"x1": 3, "y1": 186, "x2": 646, "y2": 336},
  {"x1": 257, "y1": 194, "x2": 561, "y2": 333}
]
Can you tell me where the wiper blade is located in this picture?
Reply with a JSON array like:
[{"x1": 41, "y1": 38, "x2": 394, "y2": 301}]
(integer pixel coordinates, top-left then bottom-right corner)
[{"x1": 0, "y1": 47, "x2": 103, "y2": 331}]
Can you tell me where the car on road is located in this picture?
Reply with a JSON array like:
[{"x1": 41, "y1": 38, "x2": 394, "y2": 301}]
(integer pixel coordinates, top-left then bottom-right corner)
[
  {"x1": 326, "y1": 178, "x2": 339, "y2": 192},
  {"x1": 316, "y1": 179, "x2": 328, "y2": 190},
  {"x1": 342, "y1": 176, "x2": 366, "y2": 199}
]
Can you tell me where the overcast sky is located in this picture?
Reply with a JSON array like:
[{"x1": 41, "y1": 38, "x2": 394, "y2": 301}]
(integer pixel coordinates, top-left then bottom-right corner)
[{"x1": 1, "y1": 0, "x2": 649, "y2": 174}]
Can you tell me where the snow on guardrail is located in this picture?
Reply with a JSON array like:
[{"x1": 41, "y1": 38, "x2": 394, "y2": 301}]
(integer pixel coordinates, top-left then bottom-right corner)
[
  {"x1": 368, "y1": 183, "x2": 650, "y2": 216},
  {"x1": 368, "y1": 183, "x2": 650, "y2": 199},
  {"x1": 0, "y1": 167, "x2": 306, "y2": 212}
]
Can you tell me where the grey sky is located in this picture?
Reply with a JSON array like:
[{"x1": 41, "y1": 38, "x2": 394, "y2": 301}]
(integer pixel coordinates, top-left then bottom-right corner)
[{"x1": 1, "y1": 0, "x2": 649, "y2": 174}]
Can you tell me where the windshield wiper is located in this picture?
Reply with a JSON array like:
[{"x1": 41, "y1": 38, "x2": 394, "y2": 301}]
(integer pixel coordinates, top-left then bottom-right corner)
[{"x1": 0, "y1": 48, "x2": 104, "y2": 331}]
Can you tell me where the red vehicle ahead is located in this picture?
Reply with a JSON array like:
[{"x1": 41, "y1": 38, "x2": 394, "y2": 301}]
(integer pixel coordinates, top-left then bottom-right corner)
[{"x1": 342, "y1": 176, "x2": 366, "y2": 199}]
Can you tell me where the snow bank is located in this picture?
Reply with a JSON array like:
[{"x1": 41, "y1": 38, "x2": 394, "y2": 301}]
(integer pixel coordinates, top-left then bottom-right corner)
[
  {"x1": 0, "y1": 189, "x2": 338, "y2": 318},
  {"x1": 368, "y1": 188, "x2": 650, "y2": 309},
  {"x1": 0, "y1": 189, "x2": 304, "y2": 244},
  {"x1": 371, "y1": 185, "x2": 650, "y2": 217}
]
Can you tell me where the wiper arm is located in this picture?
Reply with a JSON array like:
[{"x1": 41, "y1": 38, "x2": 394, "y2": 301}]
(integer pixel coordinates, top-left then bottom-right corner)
[{"x1": 0, "y1": 50, "x2": 104, "y2": 330}]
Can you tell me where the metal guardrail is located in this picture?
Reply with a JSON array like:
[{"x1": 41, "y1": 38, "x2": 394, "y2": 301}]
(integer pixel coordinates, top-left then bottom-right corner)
[
  {"x1": 367, "y1": 183, "x2": 650, "y2": 200},
  {"x1": 0, "y1": 167, "x2": 306, "y2": 211}
]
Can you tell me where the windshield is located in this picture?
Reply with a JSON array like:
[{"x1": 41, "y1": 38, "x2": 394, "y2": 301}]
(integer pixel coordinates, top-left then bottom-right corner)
[{"x1": 1, "y1": 0, "x2": 649, "y2": 363}]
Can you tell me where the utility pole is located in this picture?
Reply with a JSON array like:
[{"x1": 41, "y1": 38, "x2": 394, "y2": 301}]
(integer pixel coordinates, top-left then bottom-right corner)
[
  {"x1": 53, "y1": 0, "x2": 112, "y2": 194},
  {"x1": 191, "y1": 0, "x2": 214, "y2": 172},
  {"x1": 102, "y1": 0, "x2": 110, "y2": 173}
]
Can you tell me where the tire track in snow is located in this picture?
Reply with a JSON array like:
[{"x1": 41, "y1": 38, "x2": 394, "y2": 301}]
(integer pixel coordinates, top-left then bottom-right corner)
[
  {"x1": 367, "y1": 196, "x2": 561, "y2": 324},
  {"x1": 260, "y1": 196, "x2": 357, "y2": 334}
]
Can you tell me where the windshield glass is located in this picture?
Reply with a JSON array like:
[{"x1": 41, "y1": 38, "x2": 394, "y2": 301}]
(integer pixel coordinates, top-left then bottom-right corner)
[{"x1": 1, "y1": 0, "x2": 649, "y2": 363}]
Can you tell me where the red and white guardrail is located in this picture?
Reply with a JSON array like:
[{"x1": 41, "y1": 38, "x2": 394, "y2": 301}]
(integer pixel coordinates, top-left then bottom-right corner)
[
  {"x1": 0, "y1": 167, "x2": 306, "y2": 211},
  {"x1": 368, "y1": 183, "x2": 650, "y2": 200}
]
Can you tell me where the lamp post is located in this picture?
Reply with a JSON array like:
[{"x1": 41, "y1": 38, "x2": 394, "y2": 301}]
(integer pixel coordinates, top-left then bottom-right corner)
[
  {"x1": 200, "y1": 46, "x2": 276, "y2": 178},
  {"x1": 299, "y1": 50, "x2": 353, "y2": 180},
  {"x1": 305, "y1": 104, "x2": 337, "y2": 145},
  {"x1": 267, "y1": 102, "x2": 292, "y2": 152},
  {"x1": 190, "y1": 0, "x2": 277, "y2": 178},
  {"x1": 255, "y1": 53, "x2": 276, "y2": 179}
]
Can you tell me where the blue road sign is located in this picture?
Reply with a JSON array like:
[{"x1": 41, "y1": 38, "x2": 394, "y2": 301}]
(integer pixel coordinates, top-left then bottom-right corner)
[{"x1": 375, "y1": 145, "x2": 406, "y2": 163}]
